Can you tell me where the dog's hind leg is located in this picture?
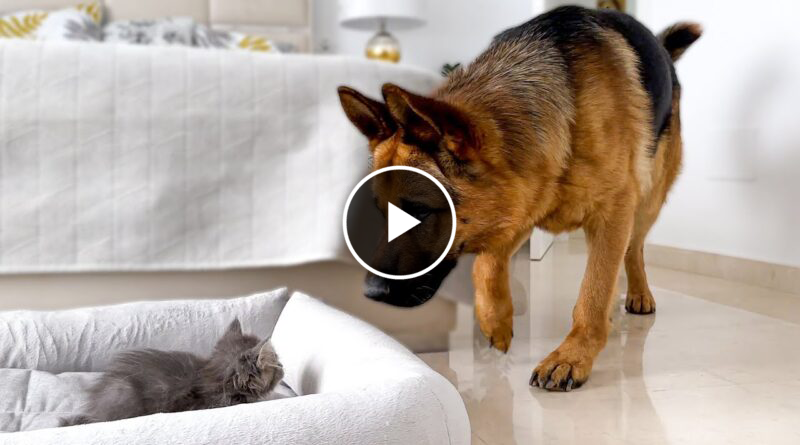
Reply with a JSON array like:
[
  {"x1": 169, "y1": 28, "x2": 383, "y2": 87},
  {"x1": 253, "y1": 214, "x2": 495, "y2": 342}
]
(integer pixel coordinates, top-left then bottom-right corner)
[
  {"x1": 623, "y1": 194, "x2": 662, "y2": 314},
  {"x1": 625, "y1": 107, "x2": 683, "y2": 315}
]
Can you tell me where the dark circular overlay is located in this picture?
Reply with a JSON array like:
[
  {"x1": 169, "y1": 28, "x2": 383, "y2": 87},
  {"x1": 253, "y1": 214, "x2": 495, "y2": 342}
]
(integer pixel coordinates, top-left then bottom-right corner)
[{"x1": 343, "y1": 166, "x2": 456, "y2": 280}]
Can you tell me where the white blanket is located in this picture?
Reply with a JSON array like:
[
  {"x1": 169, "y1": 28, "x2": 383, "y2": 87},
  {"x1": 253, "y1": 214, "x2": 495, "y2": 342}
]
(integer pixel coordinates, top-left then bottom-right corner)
[{"x1": 0, "y1": 40, "x2": 440, "y2": 272}]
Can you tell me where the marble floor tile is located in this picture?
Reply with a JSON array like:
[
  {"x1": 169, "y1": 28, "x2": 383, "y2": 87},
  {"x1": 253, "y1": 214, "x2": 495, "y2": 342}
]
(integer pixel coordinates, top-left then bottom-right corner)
[{"x1": 419, "y1": 240, "x2": 800, "y2": 444}]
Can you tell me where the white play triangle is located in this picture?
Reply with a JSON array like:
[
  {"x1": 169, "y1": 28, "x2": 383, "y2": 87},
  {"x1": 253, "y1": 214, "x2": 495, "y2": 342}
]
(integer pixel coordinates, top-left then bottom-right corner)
[{"x1": 387, "y1": 202, "x2": 421, "y2": 243}]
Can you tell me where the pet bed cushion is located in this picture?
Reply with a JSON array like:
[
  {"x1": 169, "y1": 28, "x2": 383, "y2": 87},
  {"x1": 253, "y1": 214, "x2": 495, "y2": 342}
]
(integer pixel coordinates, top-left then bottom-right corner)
[
  {"x1": 0, "y1": 368, "x2": 296, "y2": 432},
  {"x1": 0, "y1": 291, "x2": 469, "y2": 444},
  {"x1": 0, "y1": 287, "x2": 290, "y2": 373},
  {"x1": 0, "y1": 287, "x2": 292, "y2": 433}
]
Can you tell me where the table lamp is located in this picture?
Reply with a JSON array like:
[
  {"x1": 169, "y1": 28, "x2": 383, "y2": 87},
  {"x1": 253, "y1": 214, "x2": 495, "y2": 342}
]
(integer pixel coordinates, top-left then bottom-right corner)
[{"x1": 339, "y1": 0, "x2": 426, "y2": 63}]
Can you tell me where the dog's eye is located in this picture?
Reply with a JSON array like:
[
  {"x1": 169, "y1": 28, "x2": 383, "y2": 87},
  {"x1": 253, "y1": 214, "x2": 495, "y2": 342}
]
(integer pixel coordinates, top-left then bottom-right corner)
[{"x1": 403, "y1": 202, "x2": 433, "y2": 220}]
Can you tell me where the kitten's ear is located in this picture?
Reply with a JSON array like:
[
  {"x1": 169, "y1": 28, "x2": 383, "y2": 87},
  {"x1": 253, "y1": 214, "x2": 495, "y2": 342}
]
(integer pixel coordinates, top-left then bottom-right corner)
[
  {"x1": 215, "y1": 319, "x2": 243, "y2": 349},
  {"x1": 255, "y1": 339, "x2": 279, "y2": 368},
  {"x1": 224, "y1": 318, "x2": 243, "y2": 337}
]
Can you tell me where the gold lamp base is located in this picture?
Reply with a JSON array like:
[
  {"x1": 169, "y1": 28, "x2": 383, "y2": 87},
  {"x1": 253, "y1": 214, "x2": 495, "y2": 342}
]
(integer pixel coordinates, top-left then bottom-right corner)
[{"x1": 365, "y1": 22, "x2": 401, "y2": 63}]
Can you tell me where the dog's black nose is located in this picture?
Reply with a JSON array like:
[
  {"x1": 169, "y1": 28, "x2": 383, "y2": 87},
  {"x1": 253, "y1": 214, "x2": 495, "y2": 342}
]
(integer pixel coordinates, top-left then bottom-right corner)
[{"x1": 364, "y1": 273, "x2": 391, "y2": 302}]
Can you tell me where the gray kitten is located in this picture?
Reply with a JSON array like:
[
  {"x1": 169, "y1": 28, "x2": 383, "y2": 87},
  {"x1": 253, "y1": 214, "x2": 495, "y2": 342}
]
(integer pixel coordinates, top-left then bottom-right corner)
[{"x1": 61, "y1": 319, "x2": 283, "y2": 426}]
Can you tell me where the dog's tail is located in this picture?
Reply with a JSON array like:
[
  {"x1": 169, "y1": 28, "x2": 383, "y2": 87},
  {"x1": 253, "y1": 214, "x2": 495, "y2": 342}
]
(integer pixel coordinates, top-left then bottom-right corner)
[{"x1": 659, "y1": 22, "x2": 702, "y2": 62}]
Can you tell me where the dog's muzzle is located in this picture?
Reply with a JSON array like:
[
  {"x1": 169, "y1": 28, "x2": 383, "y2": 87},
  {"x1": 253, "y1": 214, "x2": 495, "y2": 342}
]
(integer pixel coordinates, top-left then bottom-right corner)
[{"x1": 363, "y1": 259, "x2": 457, "y2": 307}]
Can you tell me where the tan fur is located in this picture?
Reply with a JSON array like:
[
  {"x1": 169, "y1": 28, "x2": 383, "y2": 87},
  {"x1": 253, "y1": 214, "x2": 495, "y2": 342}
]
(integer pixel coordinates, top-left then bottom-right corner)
[
  {"x1": 624, "y1": 94, "x2": 683, "y2": 314},
  {"x1": 338, "y1": 10, "x2": 698, "y2": 391},
  {"x1": 527, "y1": 30, "x2": 656, "y2": 389}
]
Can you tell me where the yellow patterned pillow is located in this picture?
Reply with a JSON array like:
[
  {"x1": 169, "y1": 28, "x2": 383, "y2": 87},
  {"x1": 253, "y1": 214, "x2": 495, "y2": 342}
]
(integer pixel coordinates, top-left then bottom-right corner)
[
  {"x1": 0, "y1": 1, "x2": 103, "y2": 41},
  {"x1": 235, "y1": 34, "x2": 276, "y2": 53},
  {"x1": 194, "y1": 24, "x2": 281, "y2": 54},
  {"x1": 75, "y1": 2, "x2": 103, "y2": 24}
]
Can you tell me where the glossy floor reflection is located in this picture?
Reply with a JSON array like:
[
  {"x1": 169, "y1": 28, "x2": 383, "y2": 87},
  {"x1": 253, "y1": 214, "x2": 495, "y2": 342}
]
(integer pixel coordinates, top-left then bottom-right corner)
[{"x1": 418, "y1": 239, "x2": 800, "y2": 445}]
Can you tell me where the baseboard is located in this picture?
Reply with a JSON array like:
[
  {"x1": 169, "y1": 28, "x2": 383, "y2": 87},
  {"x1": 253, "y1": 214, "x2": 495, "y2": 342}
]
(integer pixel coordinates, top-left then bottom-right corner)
[{"x1": 644, "y1": 244, "x2": 800, "y2": 296}]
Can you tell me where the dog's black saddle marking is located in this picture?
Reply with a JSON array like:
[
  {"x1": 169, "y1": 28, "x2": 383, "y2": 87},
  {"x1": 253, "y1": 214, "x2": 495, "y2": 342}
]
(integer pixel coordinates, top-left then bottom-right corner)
[
  {"x1": 495, "y1": 6, "x2": 676, "y2": 150},
  {"x1": 596, "y1": 8, "x2": 676, "y2": 139}
]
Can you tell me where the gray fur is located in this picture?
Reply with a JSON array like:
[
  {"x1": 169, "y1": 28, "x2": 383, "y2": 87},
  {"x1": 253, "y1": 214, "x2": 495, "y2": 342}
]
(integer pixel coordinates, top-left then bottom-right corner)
[{"x1": 60, "y1": 319, "x2": 283, "y2": 426}]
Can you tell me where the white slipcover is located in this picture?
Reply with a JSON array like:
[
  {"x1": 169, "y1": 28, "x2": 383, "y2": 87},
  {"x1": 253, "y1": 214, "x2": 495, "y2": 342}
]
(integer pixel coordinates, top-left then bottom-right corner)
[{"x1": 0, "y1": 39, "x2": 439, "y2": 273}]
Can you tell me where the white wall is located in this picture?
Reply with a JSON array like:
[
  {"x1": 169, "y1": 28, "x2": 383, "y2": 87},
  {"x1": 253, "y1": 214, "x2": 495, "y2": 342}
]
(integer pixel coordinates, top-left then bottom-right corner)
[
  {"x1": 634, "y1": 0, "x2": 800, "y2": 267},
  {"x1": 314, "y1": 1, "x2": 598, "y2": 72},
  {"x1": 317, "y1": 1, "x2": 800, "y2": 267},
  {"x1": 314, "y1": 0, "x2": 534, "y2": 73}
]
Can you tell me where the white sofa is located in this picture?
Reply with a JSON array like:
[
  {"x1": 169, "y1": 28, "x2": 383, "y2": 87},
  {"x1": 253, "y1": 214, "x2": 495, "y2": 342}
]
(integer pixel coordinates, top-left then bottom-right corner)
[{"x1": 0, "y1": 289, "x2": 469, "y2": 444}]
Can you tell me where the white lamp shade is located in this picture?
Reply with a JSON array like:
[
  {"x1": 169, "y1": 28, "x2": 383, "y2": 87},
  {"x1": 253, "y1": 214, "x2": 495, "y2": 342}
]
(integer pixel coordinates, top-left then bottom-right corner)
[{"x1": 339, "y1": 0, "x2": 426, "y2": 30}]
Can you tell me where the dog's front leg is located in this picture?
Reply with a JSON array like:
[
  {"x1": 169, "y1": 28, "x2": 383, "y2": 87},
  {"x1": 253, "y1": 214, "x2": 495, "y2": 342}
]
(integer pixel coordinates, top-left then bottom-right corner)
[
  {"x1": 473, "y1": 250, "x2": 514, "y2": 352},
  {"x1": 530, "y1": 194, "x2": 634, "y2": 391}
]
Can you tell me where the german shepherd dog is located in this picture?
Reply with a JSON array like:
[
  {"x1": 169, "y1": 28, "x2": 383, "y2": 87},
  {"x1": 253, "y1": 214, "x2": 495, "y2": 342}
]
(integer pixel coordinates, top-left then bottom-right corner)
[{"x1": 338, "y1": 6, "x2": 701, "y2": 391}]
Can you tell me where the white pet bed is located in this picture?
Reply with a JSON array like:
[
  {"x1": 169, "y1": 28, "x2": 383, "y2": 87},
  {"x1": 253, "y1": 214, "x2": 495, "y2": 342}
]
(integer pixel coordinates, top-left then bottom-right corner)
[{"x1": 0, "y1": 289, "x2": 469, "y2": 444}]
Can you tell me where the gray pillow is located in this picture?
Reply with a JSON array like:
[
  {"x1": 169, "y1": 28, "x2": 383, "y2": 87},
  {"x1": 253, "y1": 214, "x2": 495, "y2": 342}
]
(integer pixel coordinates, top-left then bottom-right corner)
[{"x1": 103, "y1": 17, "x2": 195, "y2": 46}]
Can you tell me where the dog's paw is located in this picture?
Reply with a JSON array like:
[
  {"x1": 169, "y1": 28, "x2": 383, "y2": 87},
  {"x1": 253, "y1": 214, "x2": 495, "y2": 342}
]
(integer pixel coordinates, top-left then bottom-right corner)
[
  {"x1": 625, "y1": 291, "x2": 656, "y2": 314},
  {"x1": 484, "y1": 323, "x2": 513, "y2": 352},
  {"x1": 529, "y1": 343, "x2": 595, "y2": 391},
  {"x1": 475, "y1": 297, "x2": 514, "y2": 353}
]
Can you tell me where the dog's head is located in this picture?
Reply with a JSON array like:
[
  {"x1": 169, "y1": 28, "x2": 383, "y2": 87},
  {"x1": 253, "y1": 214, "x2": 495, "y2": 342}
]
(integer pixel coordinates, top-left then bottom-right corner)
[{"x1": 339, "y1": 83, "x2": 512, "y2": 307}]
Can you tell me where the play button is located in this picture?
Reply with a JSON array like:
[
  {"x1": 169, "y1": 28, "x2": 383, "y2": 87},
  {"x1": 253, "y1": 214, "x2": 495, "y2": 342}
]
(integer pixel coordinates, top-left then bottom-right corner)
[
  {"x1": 387, "y1": 202, "x2": 420, "y2": 242},
  {"x1": 342, "y1": 166, "x2": 456, "y2": 280}
]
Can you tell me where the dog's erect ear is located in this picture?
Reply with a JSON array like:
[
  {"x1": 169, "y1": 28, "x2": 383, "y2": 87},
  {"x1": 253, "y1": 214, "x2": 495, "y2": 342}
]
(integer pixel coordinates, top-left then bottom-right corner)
[
  {"x1": 338, "y1": 86, "x2": 396, "y2": 144},
  {"x1": 382, "y1": 83, "x2": 475, "y2": 160}
]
